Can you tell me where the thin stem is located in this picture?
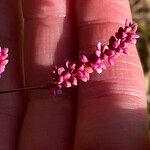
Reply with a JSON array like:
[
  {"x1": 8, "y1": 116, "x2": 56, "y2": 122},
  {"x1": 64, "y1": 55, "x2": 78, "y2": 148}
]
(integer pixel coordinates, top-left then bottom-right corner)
[{"x1": 0, "y1": 85, "x2": 47, "y2": 94}]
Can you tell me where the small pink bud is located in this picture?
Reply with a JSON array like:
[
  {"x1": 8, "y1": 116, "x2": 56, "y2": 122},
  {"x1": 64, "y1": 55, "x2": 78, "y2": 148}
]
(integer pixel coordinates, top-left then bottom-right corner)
[
  {"x1": 80, "y1": 77, "x2": 88, "y2": 82},
  {"x1": 125, "y1": 27, "x2": 132, "y2": 33},
  {"x1": 0, "y1": 54, "x2": 8, "y2": 60},
  {"x1": 0, "y1": 67, "x2": 5, "y2": 74},
  {"x1": 0, "y1": 59, "x2": 8, "y2": 66},
  {"x1": 78, "y1": 65, "x2": 85, "y2": 71},
  {"x1": 70, "y1": 63, "x2": 76, "y2": 70},
  {"x1": 72, "y1": 77, "x2": 77, "y2": 86},
  {"x1": 125, "y1": 19, "x2": 130, "y2": 26},
  {"x1": 104, "y1": 49, "x2": 115, "y2": 56},
  {"x1": 65, "y1": 61, "x2": 70, "y2": 68},
  {"x1": 112, "y1": 42, "x2": 118, "y2": 49},
  {"x1": 64, "y1": 81, "x2": 71, "y2": 88},
  {"x1": 58, "y1": 67, "x2": 65, "y2": 75},
  {"x1": 131, "y1": 24, "x2": 138, "y2": 32},
  {"x1": 84, "y1": 71, "x2": 90, "y2": 80},
  {"x1": 80, "y1": 54, "x2": 88, "y2": 63},
  {"x1": 66, "y1": 61, "x2": 76, "y2": 70},
  {"x1": 85, "y1": 66, "x2": 93, "y2": 73},
  {"x1": 123, "y1": 48, "x2": 129, "y2": 54},
  {"x1": 58, "y1": 76, "x2": 64, "y2": 84},
  {"x1": 96, "y1": 68, "x2": 102, "y2": 74},
  {"x1": 116, "y1": 47, "x2": 123, "y2": 53},
  {"x1": 77, "y1": 71, "x2": 84, "y2": 78},
  {"x1": 100, "y1": 53, "x2": 107, "y2": 60},
  {"x1": 2, "y1": 48, "x2": 9, "y2": 54},
  {"x1": 63, "y1": 72, "x2": 71, "y2": 80},
  {"x1": 108, "y1": 58, "x2": 115, "y2": 65},
  {"x1": 97, "y1": 42, "x2": 101, "y2": 50},
  {"x1": 121, "y1": 32, "x2": 128, "y2": 38},
  {"x1": 91, "y1": 63, "x2": 99, "y2": 69},
  {"x1": 120, "y1": 41, "x2": 127, "y2": 48},
  {"x1": 95, "y1": 50, "x2": 100, "y2": 57},
  {"x1": 129, "y1": 39, "x2": 137, "y2": 44}
]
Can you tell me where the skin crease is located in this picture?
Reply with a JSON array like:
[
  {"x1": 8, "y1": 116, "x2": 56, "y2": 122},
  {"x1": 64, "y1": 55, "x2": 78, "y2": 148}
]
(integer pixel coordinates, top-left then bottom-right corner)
[
  {"x1": 75, "y1": 0, "x2": 150, "y2": 150},
  {"x1": 19, "y1": 0, "x2": 77, "y2": 149},
  {"x1": 0, "y1": 0, "x2": 149, "y2": 150},
  {"x1": 0, "y1": 0, "x2": 24, "y2": 149}
]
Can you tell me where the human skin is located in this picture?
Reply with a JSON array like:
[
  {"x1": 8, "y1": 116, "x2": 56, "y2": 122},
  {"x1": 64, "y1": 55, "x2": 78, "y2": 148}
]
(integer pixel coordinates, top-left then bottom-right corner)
[{"x1": 0, "y1": 0, "x2": 149, "y2": 149}]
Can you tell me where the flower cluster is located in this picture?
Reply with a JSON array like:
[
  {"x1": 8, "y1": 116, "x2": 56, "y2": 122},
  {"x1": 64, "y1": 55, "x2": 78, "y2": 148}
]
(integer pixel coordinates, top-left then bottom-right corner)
[
  {"x1": 49, "y1": 19, "x2": 139, "y2": 95},
  {"x1": 0, "y1": 47, "x2": 9, "y2": 77}
]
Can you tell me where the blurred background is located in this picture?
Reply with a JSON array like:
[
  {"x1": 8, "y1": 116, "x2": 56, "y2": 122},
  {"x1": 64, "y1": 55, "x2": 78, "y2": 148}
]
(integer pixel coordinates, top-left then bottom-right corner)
[{"x1": 129, "y1": 0, "x2": 150, "y2": 124}]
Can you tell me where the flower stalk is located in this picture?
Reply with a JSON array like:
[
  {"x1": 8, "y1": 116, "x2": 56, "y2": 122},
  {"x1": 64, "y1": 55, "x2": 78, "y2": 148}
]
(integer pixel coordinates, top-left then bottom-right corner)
[
  {"x1": 0, "y1": 19, "x2": 139, "y2": 96},
  {"x1": 0, "y1": 85, "x2": 47, "y2": 94}
]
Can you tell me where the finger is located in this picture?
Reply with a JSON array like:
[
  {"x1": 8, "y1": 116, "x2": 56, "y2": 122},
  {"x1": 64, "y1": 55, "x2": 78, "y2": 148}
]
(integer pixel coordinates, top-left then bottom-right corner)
[
  {"x1": 75, "y1": 0, "x2": 150, "y2": 149},
  {"x1": 0, "y1": 0, "x2": 24, "y2": 149},
  {"x1": 19, "y1": 0, "x2": 77, "y2": 149}
]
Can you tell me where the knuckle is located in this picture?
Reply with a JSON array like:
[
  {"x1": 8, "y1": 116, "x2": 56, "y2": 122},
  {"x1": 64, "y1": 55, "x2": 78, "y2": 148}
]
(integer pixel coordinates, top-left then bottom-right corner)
[{"x1": 22, "y1": 0, "x2": 67, "y2": 20}]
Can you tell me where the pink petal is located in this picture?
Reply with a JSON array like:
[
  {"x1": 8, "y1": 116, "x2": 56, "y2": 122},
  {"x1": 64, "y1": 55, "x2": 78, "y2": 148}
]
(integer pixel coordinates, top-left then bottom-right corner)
[
  {"x1": 120, "y1": 41, "x2": 127, "y2": 48},
  {"x1": 116, "y1": 47, "x2": 123, "y2": 53},
  {"x1": 108, "y1": 58, "x2": 115, "y2": 65},
  {"x1": 112, "y1": 42, "x2": 118, "y2": 49},
  {"x1": 130, "y1": 39, "x2": 137, "y2": 44},
  {"x1": 58, "y1": 76, "x2": 64, "y2": 84},
  {"x1": 63, "y1": 72, "x2": 71, "y2": 80},
  {"x1": 132, "y1": 24, "x2": 138, "y2": 32},
  {"x1": 85, "y1": 66, "x2": 93, "y2": 73},
  {"x1": 80, "y1": 77, "x2": 88, "y2": 82},
  {"x1": 77, "y1": 71, "x2": 84, "y2": 78},
  {"x1": 102, "y1": 44, "x2": 109, "y2": 52},
  {"x1": 91, "y1": 63, "x2": 99, "y2": 69},
  {"x1": 84, "y1": 71, "x2": 90, "y2": 80},
  {"x1": 104, "y1": 50, "x2": 115, "y2": 56},
  {"x1": 96, "y1": 68, "x2": 102, "y2": 74},
  {"x1": 66, "y1": 61, "x2": 76, "y2": 70},
  {"x1": 64, "y1": 81, "x2": 71, "y2": 88},
  {"x1": 58, "y1": 67, "x2": 65, "y2": 75},
  {"x1": 102, "y1": 64, "x2": 106, "y2": 70},
  {"x1": 65, "y1": 61, "x2": 70, "y2": 68},
  {"x1": 70, "y1": 63, "x2": 76, "y2": 70},
  {"x1": 2, "y1": 48, "x2": 9, "y2": 54},
  {"x1": 95, "y1": 50, "x2": 100, "y2": 57},
  {"x1": 125, "y1": 19, "x2": 130, "y2": 26},
  {"x1": 0, "y1": 54, "x2": 8, "y2": 60},
  {"x1": 121, "y1": 32, "x2": 128, "y2": 38},
  {"x1": 123, "y1": 48, "x2": 129, "y2": 54},
  {"x1": 0, "y1": 67, "x2": 5, "y2": 74},
  {"x1": 135, "y1": 35, "x2": 140, "y2": 39},
  {"x1": 78, "y1": 64, "x2": 85, "y2": 71},
  {"x1": 97, "y1": 42, "x2": 101, "y2": 50},
  {"x1": 125, "y1": 27, "x2": 132, "y2": 33},
  {"x1": 0, "y1": 59, "x2": 8, "y2": 66},
  {"x1": 80, "y1": 54, "x2": 88, "y2": 63},
  {"x1": 72, "y1": 77, "x2": 77, "y2": 86}
]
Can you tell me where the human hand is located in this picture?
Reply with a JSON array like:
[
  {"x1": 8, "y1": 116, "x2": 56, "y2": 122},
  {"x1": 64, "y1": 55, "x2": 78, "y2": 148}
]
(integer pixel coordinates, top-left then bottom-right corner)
[{"x1": 0, "y1": 0, "x2": 149, "y2": 149}]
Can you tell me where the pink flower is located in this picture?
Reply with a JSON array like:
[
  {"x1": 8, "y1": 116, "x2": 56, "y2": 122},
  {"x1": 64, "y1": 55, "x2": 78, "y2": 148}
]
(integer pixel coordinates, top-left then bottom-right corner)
[
  {"x1": 77, "y1": 64, "x2": 90, "y2": 82},
  {"x1": 48, "y1": 19, "x2": 139, "y2": 95},
  {"x1": 0, "y1": 47, "x2": 9, "y2": 76}
]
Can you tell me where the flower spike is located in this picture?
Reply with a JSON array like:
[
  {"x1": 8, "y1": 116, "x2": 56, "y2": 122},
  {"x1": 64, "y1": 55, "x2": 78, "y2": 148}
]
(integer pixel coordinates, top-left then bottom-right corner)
[
  {"x1": 48, "y1": 20, "x2": 139, "y2": 95},
  {"x1": 0, "y1": 19, "x2": 139, "y2": 95}
]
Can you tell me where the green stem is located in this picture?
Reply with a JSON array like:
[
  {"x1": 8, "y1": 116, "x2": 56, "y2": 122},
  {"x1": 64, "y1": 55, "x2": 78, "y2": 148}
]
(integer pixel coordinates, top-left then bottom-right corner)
[{"x1": 0, "y1": 85, "x2": 48, "y2": 94}]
